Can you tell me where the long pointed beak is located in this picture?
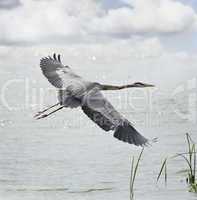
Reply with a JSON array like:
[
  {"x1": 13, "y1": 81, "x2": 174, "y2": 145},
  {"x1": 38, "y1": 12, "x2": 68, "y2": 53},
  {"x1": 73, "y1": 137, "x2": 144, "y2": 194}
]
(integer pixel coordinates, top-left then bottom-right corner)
[{"x1": 134, "y1": 82, "x2": 155, "y2": 87}]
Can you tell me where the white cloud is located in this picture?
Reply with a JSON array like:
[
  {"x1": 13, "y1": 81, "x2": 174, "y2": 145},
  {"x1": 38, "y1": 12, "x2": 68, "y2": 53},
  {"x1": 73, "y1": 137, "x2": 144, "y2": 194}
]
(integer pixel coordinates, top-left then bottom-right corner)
[
  {"x1": 0, "y1": 35, "x2": 197, "y2": 90},
  {"x1": 0, "y1": 37, "x2": 163, "y2": 68},
  {"x1": 89, "y1": 0, "x2": 197, "y2": 35},
  {"x1": 0, "y1": 0, "x2": 100, "y2": 44},
  {"x1": 0, "y1": 0, "x2": 21, "y2": 9},
  {"x1": 0, "y1": 0, "x2": 196, "y2": 45}
]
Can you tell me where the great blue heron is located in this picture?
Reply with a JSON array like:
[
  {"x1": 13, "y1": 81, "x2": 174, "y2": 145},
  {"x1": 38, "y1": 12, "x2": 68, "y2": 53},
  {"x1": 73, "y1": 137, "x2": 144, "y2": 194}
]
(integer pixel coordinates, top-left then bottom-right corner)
[{"x1": 35, "y1": 53, "x2": 154, "y2": 146}]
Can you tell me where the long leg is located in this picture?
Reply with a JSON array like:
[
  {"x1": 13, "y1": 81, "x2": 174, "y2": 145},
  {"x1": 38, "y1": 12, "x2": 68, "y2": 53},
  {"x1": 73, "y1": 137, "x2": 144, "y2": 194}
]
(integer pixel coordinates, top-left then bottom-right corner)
[
  {"x1": 34, "y1": 103, "x2": 60, "y2": 118},
  {"x1": 36, "y1": 106, "x2": 64, "y2": 120}
]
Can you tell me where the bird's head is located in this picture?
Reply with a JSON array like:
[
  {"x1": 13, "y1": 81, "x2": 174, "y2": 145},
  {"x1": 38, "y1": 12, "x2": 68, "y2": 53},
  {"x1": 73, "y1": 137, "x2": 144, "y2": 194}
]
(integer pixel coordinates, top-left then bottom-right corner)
[
  {"x1": 92, "y1": 82, "x2": 102, "y2": 89},
  {"x1": 132, "y1": 82, "x2": 155, "y2": 88}
]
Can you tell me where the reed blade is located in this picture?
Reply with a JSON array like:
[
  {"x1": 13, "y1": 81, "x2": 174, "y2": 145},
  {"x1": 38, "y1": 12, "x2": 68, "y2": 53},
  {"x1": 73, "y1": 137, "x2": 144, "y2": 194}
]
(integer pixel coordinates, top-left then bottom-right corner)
[{"x1": 157, "y1": 158, "x2": 167, "y2": 183}]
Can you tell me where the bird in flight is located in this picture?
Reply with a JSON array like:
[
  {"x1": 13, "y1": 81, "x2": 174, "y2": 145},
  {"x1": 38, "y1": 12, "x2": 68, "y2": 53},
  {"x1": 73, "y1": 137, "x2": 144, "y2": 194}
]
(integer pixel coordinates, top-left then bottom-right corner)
[{"x1": 35, "y1": 53, "x2": 154, "y2": 146}]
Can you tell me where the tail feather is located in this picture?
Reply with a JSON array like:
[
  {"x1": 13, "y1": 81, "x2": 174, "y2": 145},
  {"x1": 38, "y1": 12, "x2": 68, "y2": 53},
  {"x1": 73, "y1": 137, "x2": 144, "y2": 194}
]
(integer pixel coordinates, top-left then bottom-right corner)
[{"x1": 114, "y1": 123, "x2": 148, "y2": 146}]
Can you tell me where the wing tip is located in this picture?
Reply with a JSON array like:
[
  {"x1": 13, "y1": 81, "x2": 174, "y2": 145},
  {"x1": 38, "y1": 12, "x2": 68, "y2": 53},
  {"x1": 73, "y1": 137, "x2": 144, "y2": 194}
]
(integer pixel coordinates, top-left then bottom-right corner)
[
  {"x1": 114, "y1": 122, "x2": 148, "y2": 146},
  {"x1": 40, "y1": 53, "x2": 62, "y2": 63}
]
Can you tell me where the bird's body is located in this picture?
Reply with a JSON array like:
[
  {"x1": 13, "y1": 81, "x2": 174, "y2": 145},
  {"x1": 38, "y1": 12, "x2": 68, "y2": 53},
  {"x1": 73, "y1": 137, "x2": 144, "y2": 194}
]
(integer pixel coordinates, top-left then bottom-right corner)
[{"x1": 36, "y1": 53, "x2": 155, "y2": 146}]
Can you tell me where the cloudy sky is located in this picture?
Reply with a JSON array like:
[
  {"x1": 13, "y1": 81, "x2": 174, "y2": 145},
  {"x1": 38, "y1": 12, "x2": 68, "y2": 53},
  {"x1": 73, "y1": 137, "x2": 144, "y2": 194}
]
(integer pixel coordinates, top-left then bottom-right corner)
[{"x1": 0, "y1": 0, "x2": 197, "y2": 88}]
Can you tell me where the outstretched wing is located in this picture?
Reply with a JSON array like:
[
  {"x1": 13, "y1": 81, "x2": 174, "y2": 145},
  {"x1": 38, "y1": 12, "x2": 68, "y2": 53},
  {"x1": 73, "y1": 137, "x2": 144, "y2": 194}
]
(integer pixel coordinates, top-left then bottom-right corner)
[
  {"x1": 82, "y1": 105, "x2": 115, "y2": 131},
  {"x1": 40, "y1": 53, "x2": 81, "y2": 88},
  {"x1": 81, "y1": 88, "x2": 148, "y2": 146}
]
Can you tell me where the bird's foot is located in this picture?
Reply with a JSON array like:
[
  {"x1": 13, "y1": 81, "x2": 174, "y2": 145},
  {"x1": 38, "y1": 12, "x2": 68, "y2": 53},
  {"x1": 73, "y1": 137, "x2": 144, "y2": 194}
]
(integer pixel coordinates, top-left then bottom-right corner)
[
  {"x1": 36, "y1": 114, "x2": 48, "y2": 120},
  {"x1": 152, "y1": 137, "x2": 158, "y2": 143},
  {"x1": 34, "y1": 111, "x2": 44, "y2": 118}
]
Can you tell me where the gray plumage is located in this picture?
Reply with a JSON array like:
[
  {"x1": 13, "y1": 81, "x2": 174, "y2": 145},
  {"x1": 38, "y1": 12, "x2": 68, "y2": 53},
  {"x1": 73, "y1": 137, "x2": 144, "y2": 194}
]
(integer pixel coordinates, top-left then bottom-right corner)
[{"x1": 39, "y1": 53, "x2": 149, "y2": 146}]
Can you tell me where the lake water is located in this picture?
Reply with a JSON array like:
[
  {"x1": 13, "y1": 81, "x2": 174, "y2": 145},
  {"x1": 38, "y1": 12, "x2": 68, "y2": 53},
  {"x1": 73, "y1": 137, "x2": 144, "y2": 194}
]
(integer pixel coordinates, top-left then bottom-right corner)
[{"x1": 0, "y1": 70, "x2": 197, "y2": 200}]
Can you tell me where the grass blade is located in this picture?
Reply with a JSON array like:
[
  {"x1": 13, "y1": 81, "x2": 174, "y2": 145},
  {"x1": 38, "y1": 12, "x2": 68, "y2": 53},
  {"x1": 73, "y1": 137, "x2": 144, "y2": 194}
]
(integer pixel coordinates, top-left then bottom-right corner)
[
  {"x1": 165, "y1": 160, "x2": 167, "y2": 185},
  {"x1": 130, "y1": 156, "x2": 135, "y2": 200},
  {"x1": 130, "y1": 148, "x2": 144, "y2": 200},
  {"x1": 157, "y1": 158, "x2": 167, "y2": 183}
]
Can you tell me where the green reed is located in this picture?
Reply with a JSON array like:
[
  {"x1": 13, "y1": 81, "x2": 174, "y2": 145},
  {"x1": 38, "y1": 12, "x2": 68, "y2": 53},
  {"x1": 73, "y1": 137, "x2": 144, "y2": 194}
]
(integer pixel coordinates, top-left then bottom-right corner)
[
  {"x1": 157, "y1": 157, "x2": 168, "y2": 185},
  {"x1": 130, "y1": 147, "x2": 144, "y2": 200},
  {"x1": 157, "y1": 133, "x2": 197, "y2": 193}
]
